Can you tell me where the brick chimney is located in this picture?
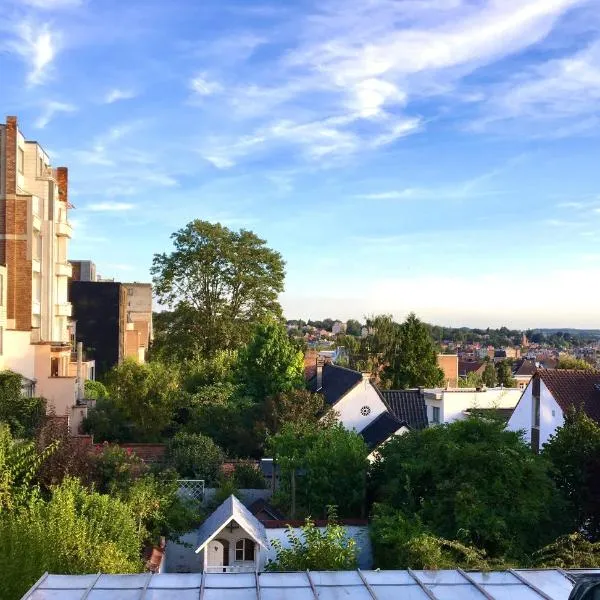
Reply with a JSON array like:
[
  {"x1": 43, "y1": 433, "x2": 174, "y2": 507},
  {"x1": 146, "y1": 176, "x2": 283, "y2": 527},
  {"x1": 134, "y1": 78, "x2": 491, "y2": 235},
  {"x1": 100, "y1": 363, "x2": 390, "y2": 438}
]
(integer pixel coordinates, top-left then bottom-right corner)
[
  {"x1": 316, "y1": 356, "x2": 324, "y2": 390},
  {"x1": 56, "y1": 166, "x2": 68, "y2": 204}
]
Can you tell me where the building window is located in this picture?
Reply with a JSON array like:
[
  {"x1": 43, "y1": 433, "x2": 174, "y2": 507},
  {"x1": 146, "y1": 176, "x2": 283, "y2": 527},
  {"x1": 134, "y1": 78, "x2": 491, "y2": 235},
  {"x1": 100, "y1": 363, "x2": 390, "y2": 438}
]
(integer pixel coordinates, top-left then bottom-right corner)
[
  {"x1": 51, "y1": 357, "x2": 60, "y2": 377},
  {"x1": 235, "y1": 539, "x2": 255, "y2": 562},
  {"x1": 432, "y1": 406, "x2": 441, "y2": 424},
  {"x1": 531, "y1": 376, "x2": 541, "y2": 453},
  {"x1": 360, "y1": 405, "x2": 371, "y2": 417},
  {"x1": 18, "y1": 147, "x2": 24, "y2": 174}
]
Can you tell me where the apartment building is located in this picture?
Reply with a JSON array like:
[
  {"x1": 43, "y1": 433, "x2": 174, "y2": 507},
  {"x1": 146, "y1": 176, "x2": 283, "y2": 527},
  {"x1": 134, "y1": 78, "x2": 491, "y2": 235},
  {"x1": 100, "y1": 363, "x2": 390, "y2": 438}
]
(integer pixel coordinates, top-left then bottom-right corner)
[
  {"x1": 0, "y1": 116, "x2": 92, "y2": 418},
  {"x1": 124, "y1": 282, "x2": 153, "y2": 360}
]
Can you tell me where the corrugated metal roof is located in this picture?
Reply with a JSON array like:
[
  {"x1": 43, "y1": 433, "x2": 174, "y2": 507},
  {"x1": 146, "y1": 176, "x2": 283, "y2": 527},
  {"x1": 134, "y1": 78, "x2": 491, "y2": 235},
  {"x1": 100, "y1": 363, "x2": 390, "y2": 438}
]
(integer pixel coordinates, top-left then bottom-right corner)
[
  {"x1": 21, "y1": 569, "x2": 600, "y2": 599},
  {"x1": 195, "y1": 495, "x2": 269, "y2": 553}
]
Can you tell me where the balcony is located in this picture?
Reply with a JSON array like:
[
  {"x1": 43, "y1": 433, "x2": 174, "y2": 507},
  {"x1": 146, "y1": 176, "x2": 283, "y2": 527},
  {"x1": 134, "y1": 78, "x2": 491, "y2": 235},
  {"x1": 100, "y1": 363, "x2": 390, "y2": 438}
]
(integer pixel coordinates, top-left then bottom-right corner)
[
  {"x1": 32, "y1": 258, "x2": 41, "y2": 273},
  {"x1": 56, "y1": 262, "x2": 73, "y2": 277},
  {"x1": 37, "y1": 166, "x2": 56, "y2": 181},
  {"x1": 55, "y1": 221, "x2": 72, "y2": 238},
  {"x1": 55, "y1": 302, "x2": 72, "y2": 317}
]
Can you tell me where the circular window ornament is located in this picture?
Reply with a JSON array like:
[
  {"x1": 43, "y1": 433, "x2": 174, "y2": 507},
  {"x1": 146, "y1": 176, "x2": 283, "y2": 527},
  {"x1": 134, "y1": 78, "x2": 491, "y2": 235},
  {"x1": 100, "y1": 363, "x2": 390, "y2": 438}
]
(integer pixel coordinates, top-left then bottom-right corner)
[{"x1": 360, "y1": 405, "x2": 371, "y2": 416}]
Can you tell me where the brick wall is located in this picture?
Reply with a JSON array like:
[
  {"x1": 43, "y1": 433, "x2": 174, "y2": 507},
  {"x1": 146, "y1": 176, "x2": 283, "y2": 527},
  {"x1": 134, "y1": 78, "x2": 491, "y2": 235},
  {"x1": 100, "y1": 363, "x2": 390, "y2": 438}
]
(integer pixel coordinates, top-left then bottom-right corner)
[{"x1": 56, "y1": 166, "x2": 68, "y2": 204}]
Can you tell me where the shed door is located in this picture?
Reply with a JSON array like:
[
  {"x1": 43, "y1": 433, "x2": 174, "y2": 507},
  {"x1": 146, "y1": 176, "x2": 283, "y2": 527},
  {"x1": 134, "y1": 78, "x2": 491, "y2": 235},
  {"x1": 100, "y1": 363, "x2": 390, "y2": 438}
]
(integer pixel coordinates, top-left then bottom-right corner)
[{"x1": 207, "y1": 539, "x2": 229, "y2": 567}]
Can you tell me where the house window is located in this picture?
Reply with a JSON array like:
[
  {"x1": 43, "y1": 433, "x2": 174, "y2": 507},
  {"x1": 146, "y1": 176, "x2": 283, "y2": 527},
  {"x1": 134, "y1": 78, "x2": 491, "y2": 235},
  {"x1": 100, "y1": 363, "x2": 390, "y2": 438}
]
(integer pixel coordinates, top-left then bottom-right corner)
[
  {"x1": 18, "y1": 147, "x2": 25, "y2": 174},
  {"x1": 531, "y1": 376, "x2": 541, "y2": 453},
  {"x1": 235, "y1": 538, "x2": 255, "y2": 562},
  {"x1": 432, "y1": 406, "x2": 441, "y2": 424},
  {"x1": 51, "y1": 357, "x2": 60, "y2": 377}
]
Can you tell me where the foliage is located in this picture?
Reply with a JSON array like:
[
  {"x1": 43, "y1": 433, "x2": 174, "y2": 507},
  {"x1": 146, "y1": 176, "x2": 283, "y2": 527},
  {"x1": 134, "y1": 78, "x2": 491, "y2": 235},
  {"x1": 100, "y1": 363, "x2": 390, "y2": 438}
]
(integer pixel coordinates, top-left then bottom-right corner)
[
  {"x1": 93, "y1": 444, "x2": 148, "y2": 494},
  {"x1": 0, "y1": 424, "x2": 56, "y2": 512},
  {"x1": 495, "y1": 361, "x2": 517, "y2": 387},
  {"x1": 346, "y1": 319, "x2": 362, "y2": 337},
  {"x1": 533, "y1": 533, "x2": 600, "y2": 568},
  {"x1": 0, "y1": 370, "x2": 46, "y2": 438},
  {"x1": 370, "y1": 417, "x2": 565, "y2": 561},
  {"x1": 81, "y1": 397, "x2": 133, "y2": 442},
  {"x1": 0, "y1": 478, "x2": 142, "y2": 600},
  {"x1": 543, "y1": 410, "x2": 600, "y2": 540},
  {"x1": 182, "y1": 351, "x2": 237, "y2": 392},
  {"x1": 482, "y1": 362, "x2": 498, "y2": 387},
  {"x1": 266, "y1": 507, "x2": 358, "y2": 571},
  {"x1": 166, "y1": 431, "x2": 224, "y2": 483},
  {"x1": 382, "y1": 313, "x2": 445, "y2": 389},
  {"x1": 232, "y1": 461, "x2": 266, "y2": 489},
  {"x1": 84, "y1": 379, "x2": 109, "y2": 400},
  {"x1": 263, "y1": 389, "x2": 334, "y2": 435},
  {"x1": 370, "y1": 504, "x2": 494, "y2": 570},
  {"x1": 211, "y1": 475, "x2": 240, "y2": 508},
  {"x1": 237, "y1": 320, "x2": 304, "y2": 402},
  {"x1": 556, "y1": 356, "x2": 596, "y2": 371},
  {"x1": 270, "y1": 422, "x2": 369, "y2": 519},
  {"x1": 105, "y1": 359, "x2": 179, "y2": 441},
  {"x1": 151, "y1": 220, "x2": 285, "y2": 359},
  {"x1": 458, "y1": 371, "x2": 483, "y2": 388}
]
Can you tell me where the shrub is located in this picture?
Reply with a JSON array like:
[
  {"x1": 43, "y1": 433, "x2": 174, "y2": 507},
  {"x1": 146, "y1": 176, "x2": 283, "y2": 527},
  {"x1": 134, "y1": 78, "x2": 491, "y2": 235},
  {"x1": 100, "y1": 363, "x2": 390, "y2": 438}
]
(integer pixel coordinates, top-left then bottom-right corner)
[{"x1": 166, "y1": 432, "x2": 224, "y2": 483}]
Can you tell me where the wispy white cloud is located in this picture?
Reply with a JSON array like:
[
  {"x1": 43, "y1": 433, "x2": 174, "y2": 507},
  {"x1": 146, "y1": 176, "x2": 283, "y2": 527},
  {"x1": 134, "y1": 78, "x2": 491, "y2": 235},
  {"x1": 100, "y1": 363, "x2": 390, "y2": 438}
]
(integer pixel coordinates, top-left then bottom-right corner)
[
  {"x1": 10, "y1": 21, "x2": 59, "y2": 85},
  {"x1": 190, "y1": 74, "x2": 223, "y2": 96},
  {"x1": 20, "y1": 0, "x2": 82, "y2": 8},
  {"x1": 87, "y1": 202, "x2": 136, "y2": 212},
  {"x1": 34, "y1": 100, "x2": 76, "y2": 128},
  {"x1": 104, "y1": 88, "x2": 136, "y2": 104}
]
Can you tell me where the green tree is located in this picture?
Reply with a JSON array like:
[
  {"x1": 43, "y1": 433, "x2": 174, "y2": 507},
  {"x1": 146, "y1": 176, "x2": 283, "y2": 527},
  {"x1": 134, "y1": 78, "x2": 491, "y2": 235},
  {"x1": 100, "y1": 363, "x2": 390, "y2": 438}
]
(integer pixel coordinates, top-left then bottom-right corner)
[
  {"x1": 370, "y1": 505, "x2": 493, "y2": 570},
  {"x1": 84, "y1": 379, "x2": 109, "y2": 400},
  {"x1": 0, "y1": 478, "x2": 142, "y2": 600},
  {"x1": 270, "y1": 422, "x2": 369, "y2": 519},
  {"x1": 346, "y1": 319, "x2": 362, "y2": 337},
  {"x1": 543, "y1": 410, "x2": 600, "y2": 540},
  {"x1": 481, "y1": 362, "x2": 498, "y2": 387},
  {"x1": 236, "y1": 320, "x2": 304, "y2": 401},
  {"x1": 0, "y1": 370, "x2": 46, "y2": 438},
  {"x1": 166, "y1": 431, "x2": 224, "y2": 483},
  {"x1": 556, "y1": 356, "x2": 596, "y2": 371},
  {"x1": 82, "y1": 397, "x2": 133, "y2": 443},
  {"x1": 458, "y1": 371, "x2": 483, "y2": 388},
  {"x1": 495, "y1": 361, "x2": 517, "y2": 387},
  {"x1": 533, "y1": 533, "x2": 600, "y2": 568},
  {"x1": 151, "y1": 220, "x2": 285, "y2": 359},
  {"x1": 266, "y1": 507, "x2": 358, "y2": 571},
  {"x1": 105, "y1": 359, "x2": 179, "y2": 441},
  {"x1": 370, "y1": 417, "x2": 565, "y2": 561},
  {"x1": 263, "y1": 389, "x2": 333, "y2": 435},
  {"x1": 382, "y1": 313, "x2": 444, "y2": 389}
]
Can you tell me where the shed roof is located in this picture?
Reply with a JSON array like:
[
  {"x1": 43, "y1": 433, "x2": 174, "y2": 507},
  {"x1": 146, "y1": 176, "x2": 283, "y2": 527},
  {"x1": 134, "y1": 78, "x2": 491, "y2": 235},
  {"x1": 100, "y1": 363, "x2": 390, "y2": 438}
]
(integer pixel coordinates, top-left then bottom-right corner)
[
  {"x1": 195, "y1": 494, "x2": 268, "y2": 553},
  {"x1": 21, "y1": 569, "x2": 597, "y2": 599}
]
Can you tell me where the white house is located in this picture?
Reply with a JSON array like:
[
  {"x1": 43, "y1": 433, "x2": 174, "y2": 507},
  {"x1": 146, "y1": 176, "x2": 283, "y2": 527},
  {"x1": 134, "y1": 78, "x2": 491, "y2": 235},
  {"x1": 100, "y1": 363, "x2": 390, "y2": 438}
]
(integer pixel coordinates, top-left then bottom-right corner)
[
  {"x1": 424, "y1": 386, "x2": 522, "y2": 425},
  {"x1": 507, "y1": 369, "x2": 600, "y2": 451}
]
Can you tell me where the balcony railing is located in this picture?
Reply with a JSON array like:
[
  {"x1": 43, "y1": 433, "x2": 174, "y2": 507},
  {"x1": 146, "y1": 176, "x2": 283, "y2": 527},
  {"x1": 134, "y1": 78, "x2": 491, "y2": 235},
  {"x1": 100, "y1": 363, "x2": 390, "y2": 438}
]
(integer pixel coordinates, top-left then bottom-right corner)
[
  {"x1": 56, "y1": 262, "x2": 73, "y2": 277},
  {"x1": 37, "y1": 166, "x2": 56, "y2": 181},
  {"x1": 55, "y1": 221, "x2": 73, "y2": 238},
  {"x1": 55, "y1": 302, "x2": 72, "y2": 317}
]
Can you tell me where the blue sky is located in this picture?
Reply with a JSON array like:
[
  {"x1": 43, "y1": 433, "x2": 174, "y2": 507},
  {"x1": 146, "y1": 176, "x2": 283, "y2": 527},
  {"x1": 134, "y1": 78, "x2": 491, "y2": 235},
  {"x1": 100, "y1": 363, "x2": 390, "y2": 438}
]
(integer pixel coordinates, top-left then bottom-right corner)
[{"x1": 2, "y1": 0, "x2": 600, "y2": 328}]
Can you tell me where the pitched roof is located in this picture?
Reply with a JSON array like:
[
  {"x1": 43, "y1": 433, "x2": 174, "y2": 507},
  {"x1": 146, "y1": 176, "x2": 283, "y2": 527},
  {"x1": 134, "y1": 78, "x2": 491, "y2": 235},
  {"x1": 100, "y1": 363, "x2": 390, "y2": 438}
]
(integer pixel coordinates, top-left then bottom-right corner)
[
  {"x1": 464, "y1": 407, "x2": 515, "y2": 422},
  {"x1": 309, "y1": 363, "x2": 363, "y2": 406},
  {"x1": 360, "y1": 411, "x2": 407, "y2": 449},
  {"x1": 513, "y1": 359, "x2": 537, "y2": 377},
  {"x1": 380, "y1": 389, "x2": 428, "y2": 429},
  {"x1": 249, "y1": 498, "x2": 285, "y2": 521},
  {"x1": 538, "y1": 369, "x2": 600, "y2": 422},
  {"x1": 195, "y1": 495, "x2": 268, "y2": 553},
  {"x1": 458, "y1": 360, "x2": 484, "y2": 376}
]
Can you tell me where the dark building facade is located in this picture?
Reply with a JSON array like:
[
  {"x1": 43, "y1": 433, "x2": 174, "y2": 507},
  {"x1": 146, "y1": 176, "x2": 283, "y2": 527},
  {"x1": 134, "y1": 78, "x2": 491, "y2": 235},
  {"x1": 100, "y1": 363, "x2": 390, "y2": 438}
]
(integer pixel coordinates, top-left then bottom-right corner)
[{"x1": 69, "y1": 281, "x2": 127, "y2": 377}]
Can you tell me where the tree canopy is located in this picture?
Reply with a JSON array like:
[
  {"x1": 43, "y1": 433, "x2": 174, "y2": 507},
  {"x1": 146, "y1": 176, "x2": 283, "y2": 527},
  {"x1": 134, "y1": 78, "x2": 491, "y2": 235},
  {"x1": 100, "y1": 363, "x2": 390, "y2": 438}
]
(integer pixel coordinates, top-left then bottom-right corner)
[{"x1": 151, "y1": 220, "x2": 285, "y2": 359}]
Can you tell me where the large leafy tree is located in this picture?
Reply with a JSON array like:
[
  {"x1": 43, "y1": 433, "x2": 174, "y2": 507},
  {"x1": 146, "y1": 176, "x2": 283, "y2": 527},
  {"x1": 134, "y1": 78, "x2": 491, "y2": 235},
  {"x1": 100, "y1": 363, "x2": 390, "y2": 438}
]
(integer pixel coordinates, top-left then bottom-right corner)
[
  {"x1": 496, "y1": 360, "x2": 517, "y2": 387},
  {"x1": 269, "y1": 422, "x2": 369, "y2": 519},
  {"x1": 236, "y1": 320, "x2": 304, "y2": 402},
  {"x1": 151, "y1": 221, "x2": 285, "y2": 359},
  {"x1": 370, "y1": 417, "x2": 565, "y2": 561},
  {"x1": 165, "y1": 431, "x2": 224, "y2": 482},
  {"x1": 382, "y1": 313, "x2": 444, "y2": 389},
  {"x1": 0, "y1": 371, "x2": 46, "y2": 438},
  {"x1": 104, "y1": 359, "x2": 179, "y2": 441},
  {"x1": 556, "y1": 356, "x2": 596, "y2": 371},
  {"x1": 263, "y1": 389, "x2": 334, "y2": 435},
  {"x1": 543, "y1": 410, "x2": 600, "y2": 540}
]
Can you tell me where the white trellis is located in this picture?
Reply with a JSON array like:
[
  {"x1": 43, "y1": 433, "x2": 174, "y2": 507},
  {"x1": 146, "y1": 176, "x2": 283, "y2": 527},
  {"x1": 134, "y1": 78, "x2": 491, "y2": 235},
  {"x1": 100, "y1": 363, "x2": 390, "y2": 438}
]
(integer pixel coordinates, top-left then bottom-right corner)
[{"x1": 177, "y1": 479, "x2": 205, "y2": 502}]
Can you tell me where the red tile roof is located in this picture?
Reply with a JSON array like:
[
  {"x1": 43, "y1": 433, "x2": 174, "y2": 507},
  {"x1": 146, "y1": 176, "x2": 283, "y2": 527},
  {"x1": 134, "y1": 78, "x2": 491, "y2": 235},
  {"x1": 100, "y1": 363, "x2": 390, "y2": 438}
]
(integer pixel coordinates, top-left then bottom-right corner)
[{"x1": 538, "y1": 369, "x2": 600, "y2": 422}]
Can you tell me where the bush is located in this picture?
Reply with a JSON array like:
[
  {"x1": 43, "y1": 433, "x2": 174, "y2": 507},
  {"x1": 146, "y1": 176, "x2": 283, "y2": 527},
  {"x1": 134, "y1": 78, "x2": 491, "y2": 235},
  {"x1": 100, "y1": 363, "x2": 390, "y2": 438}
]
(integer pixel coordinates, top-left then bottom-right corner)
[
  {"x1": 232, "y1": 461, "x2": 266, "y2": 489},
  {"x1": 93, "y1": 444, "x2": 148, "y2": 494},
  {"x1": 166, "y1": 432, "x2": 224, "y2": 483},
  {"x1": 84, "y1": 379, "x2": 109, "y2": 400},
  {"x1": 0, "y1": 371, "x2": 46, "y2": 438}
]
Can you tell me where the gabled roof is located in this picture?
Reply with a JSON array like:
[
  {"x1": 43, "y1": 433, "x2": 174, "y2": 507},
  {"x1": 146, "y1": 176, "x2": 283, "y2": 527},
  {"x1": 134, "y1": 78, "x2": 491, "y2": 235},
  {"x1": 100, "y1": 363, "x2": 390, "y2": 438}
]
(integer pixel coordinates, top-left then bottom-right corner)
[
  {"x1": 309, "y1": 363, "x2": 363, "y2": 406},
  {"x1": 195, "y1": 495, "x2": 268, "y2": 553},
  {"x1": 249, "y1": 498, "x2": 285, "y2": 521},
  {"x1": 513, "y1": 359, "x2": 537, "y2": 377},
  {"x1": 458, "y1": 360, "x2": 484, "y2": 376},
  {"x1": 538, "y1": 369, "x2": 600, "y2": 423},
  {"x1": 380, "y1": 390, "x2": 428, "y2": 430},
  {"x1": 360, "y1": 411, "x2": 407, "y2": 449}
]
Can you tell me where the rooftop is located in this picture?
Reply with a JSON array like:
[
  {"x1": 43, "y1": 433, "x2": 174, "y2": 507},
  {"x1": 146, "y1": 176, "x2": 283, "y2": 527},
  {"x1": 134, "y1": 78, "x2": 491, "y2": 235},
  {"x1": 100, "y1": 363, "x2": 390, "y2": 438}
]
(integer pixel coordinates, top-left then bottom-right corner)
[
  {"x1": 308, "y1": 363, "x2": 363, "y2": 406},
  {"x1": 360, "y1": 411, "x2": 407, "y2": 449},
  {"x1": 21, "y1": 569, "x2": 597, "y2": 600},
  {"x1": 379, "y1": 389, "x2": 428, "y2": 430}
]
